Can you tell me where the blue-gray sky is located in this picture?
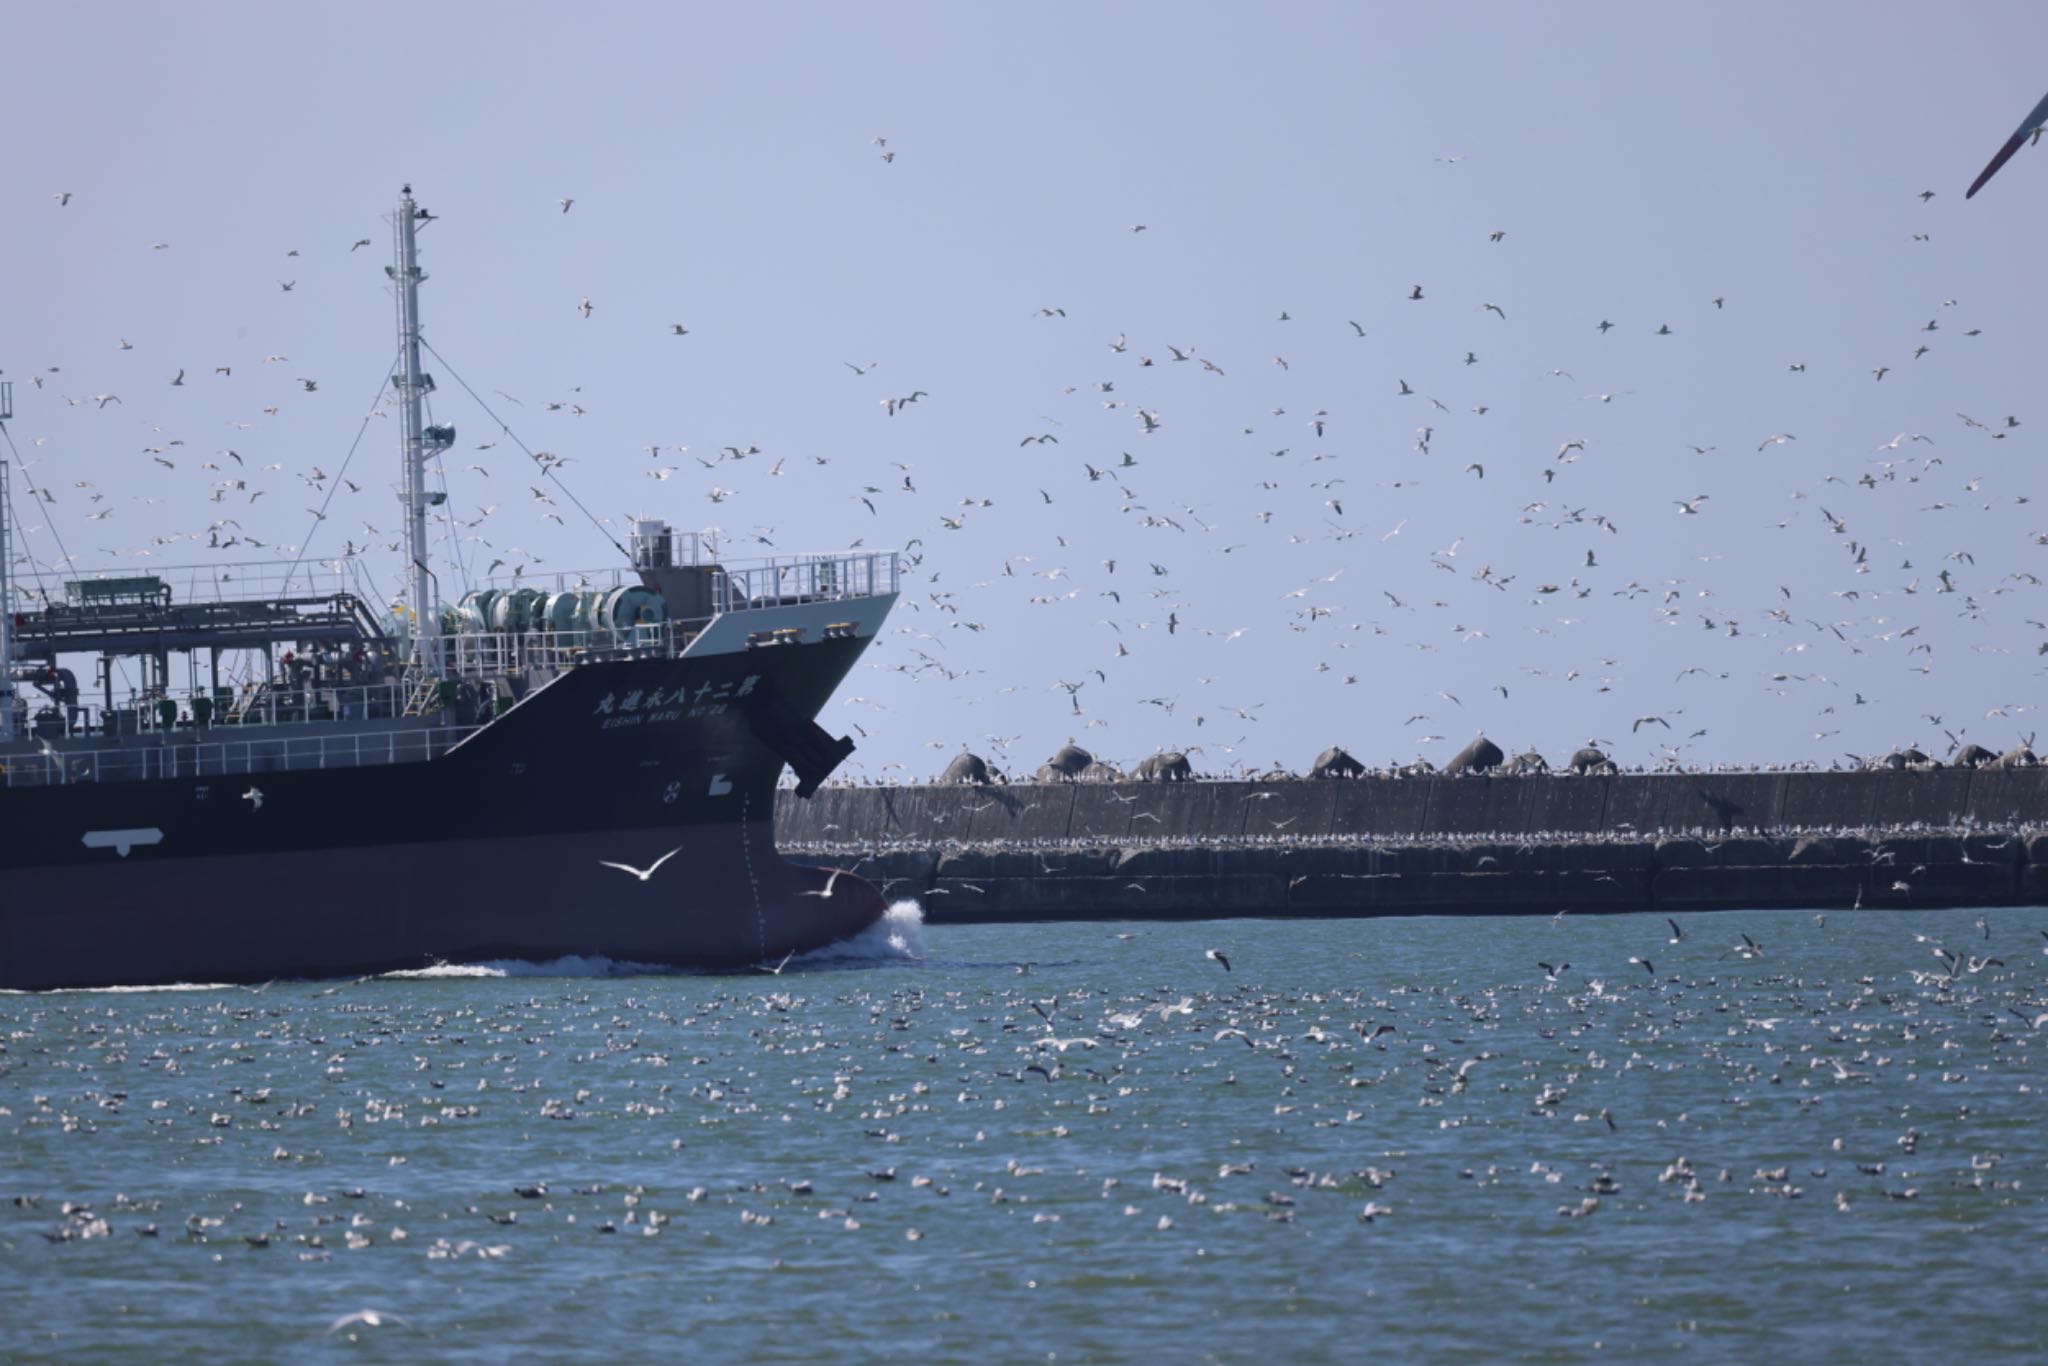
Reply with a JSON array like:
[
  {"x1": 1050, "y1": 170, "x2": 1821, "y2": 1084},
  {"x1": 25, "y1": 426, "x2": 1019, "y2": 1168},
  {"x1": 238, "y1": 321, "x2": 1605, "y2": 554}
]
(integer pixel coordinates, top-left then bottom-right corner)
[{"x1": 7, "y1": 2, "x2": 2048, "y2": 778}]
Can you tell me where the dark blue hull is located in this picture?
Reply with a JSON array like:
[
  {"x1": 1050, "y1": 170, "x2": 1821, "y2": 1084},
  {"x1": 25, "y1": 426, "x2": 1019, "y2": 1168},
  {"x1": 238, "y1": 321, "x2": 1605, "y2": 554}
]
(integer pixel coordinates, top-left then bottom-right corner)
[{"x1": 0, "y1": 639, "x2": 885, "y2": 989}]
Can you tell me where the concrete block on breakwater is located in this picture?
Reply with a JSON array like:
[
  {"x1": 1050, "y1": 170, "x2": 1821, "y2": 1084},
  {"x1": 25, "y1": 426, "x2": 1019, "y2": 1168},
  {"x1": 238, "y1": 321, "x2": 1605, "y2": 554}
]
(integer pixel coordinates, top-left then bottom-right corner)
[{"x1": 777, "y1": 770, "x2": 2048, "y2": 920}]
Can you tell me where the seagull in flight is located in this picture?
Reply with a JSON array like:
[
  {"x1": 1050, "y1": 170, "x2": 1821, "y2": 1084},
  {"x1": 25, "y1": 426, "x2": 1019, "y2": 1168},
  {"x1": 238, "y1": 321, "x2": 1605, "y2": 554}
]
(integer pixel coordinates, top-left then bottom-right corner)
[
  {"x1": 798, "y1": 868, "x2": 849, "y2": 898},
  {"x1": 597, "y1": 847, "x2": 685, "y2": 881},
  {"x1": 1205, "y1": 947, "x2": 1232, "y2": 972},
  {"x1": 328, "y1": 1309, "x2": 406, "y2": 1335}
]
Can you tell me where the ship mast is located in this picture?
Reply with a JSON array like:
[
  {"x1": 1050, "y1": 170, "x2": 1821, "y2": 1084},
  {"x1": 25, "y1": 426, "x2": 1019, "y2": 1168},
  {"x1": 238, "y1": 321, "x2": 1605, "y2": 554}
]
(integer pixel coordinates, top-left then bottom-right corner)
[
  {"x1": 388, "y1": 185, "x2": 447, "y2": 678},
  {"x1": 0, "y1": 379, "x2": 14, "y2": 738}
]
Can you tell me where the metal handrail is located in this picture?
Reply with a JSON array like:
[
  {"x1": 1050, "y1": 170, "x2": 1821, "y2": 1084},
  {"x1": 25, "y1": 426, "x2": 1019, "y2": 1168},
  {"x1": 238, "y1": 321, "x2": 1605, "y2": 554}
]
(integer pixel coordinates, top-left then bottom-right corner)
[
  {"x1": 712, "y1": 551, "x2": 899, "y2": 613},
  {"x1": 33, "y1": 559, "x2": 362, "y2": 607},
  {"x1": 474, "y1": 549, "x2": 901, "y2": 604},
  {"x1": 25, "y1": 681, "x2": 417, "y2": 741},
  {"x1": 442, "y1": 621, "x2": 687, "y2": 675},
  {"x1": 0, "y1": 723, "x2": 482, "y2": 789}
]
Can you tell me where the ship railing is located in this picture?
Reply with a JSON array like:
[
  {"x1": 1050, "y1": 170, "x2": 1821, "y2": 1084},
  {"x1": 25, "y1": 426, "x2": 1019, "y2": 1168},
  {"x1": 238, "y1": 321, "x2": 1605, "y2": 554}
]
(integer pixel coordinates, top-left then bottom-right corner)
[
  {"x1": 438, "y1": 621, "x2": 688, "y2": 677},
  {"x1": 224, "y1": 679, "x2": 410, "y2": 726},
  {"x1": 465, "y1": 548, "x2": 901, "y2": 606},
  {"x1": 33, "y1": 559, "x2": 361, "y2": 609},
  {"x1": 0, "y1": 723, "x2": 481, "y2": 788},
  {"x1": 22, "y1": 681, "x2": 416, "y2": 741},
  {"x1": 711, "y1": 551, "x2": 899, "y2": 614}
]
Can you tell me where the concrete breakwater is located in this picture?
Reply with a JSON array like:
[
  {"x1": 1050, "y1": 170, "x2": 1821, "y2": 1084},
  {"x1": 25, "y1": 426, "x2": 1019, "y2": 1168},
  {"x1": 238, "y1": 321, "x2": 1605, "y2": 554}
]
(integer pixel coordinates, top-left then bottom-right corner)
[{"x1": 775, "y1": 768, "x2": 2048, "y2": 918}]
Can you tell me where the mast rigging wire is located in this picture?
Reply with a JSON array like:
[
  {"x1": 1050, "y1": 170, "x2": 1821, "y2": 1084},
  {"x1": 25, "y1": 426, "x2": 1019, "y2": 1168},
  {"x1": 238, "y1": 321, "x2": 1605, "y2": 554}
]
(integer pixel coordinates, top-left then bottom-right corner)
[
  {"x1": 0, "y1": 420, "x2": 75, "y2": 606},
  {"x1": 418, "y1": 336, "x2": 634, "y2": 569},
  {"x1": 279, "y1": 354, "x2": 400, "y2": 600}
]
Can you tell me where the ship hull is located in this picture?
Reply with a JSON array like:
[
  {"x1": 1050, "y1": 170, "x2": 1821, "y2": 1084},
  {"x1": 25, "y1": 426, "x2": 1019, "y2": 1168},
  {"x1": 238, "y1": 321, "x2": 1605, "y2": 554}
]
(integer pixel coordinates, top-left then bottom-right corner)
[
  {"x1": 0, "y1": 821, "x2": 881, "y2": 990},
  {"x1": 0, "y1": 634, "x2": 887, "y2": 990}
]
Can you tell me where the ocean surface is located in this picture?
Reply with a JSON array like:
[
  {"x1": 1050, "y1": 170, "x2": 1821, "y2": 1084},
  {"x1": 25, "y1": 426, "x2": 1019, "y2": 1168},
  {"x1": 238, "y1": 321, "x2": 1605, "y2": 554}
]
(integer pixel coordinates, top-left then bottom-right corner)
[{"x1": 5, "y1": 904, "x2": 2047, "y2": 1363}]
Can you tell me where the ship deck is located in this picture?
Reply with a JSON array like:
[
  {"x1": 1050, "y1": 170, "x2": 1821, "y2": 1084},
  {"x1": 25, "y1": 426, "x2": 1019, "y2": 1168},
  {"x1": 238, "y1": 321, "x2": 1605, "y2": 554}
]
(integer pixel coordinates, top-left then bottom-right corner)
[{"x1": 1, "y1": 544, "x2": 899, "y2": 790}]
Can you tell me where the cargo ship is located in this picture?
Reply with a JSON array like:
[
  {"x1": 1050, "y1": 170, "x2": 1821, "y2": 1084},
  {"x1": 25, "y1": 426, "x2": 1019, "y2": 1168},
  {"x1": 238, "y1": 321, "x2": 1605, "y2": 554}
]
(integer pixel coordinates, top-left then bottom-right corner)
[{"x1": 0, "y1": 187, "x2": 897, "y2": 990}]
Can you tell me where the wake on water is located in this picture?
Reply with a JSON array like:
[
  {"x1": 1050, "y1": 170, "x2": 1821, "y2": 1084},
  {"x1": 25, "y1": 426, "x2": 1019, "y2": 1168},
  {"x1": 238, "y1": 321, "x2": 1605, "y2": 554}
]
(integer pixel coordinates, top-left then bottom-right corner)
[
  {"x1": 380, "y1": 899, "x2": 930, "y2": 981},
  {"x1": 20, "y1": 902, "x2": 933, "y2": 992},
  {"x1": 380, "y1": 955, "x2": 672, "y2": 981},
  {"x1": 4, "y1": 980, "x2": 239, "y2": 995},
  {"x1": 784, "y1": 899, "x2": 928, "y2": 968}
]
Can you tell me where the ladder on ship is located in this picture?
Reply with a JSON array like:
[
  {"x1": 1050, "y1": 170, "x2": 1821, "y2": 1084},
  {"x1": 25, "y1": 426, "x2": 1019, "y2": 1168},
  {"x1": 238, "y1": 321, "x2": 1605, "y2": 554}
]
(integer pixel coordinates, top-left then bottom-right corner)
[
  {"x1": 228, "y1": 679, "x2": 267, "y2": 723},
  {"x1": 401, "y1": 674, "x2": 440, "y2": 717}
]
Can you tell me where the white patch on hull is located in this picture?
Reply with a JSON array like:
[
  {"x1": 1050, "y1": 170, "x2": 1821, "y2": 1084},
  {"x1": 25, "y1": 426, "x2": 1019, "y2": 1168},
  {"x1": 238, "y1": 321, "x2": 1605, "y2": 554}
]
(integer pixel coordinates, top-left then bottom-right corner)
[{"x1": 81, "y1": 828, "x2": 164, "y2": 858}]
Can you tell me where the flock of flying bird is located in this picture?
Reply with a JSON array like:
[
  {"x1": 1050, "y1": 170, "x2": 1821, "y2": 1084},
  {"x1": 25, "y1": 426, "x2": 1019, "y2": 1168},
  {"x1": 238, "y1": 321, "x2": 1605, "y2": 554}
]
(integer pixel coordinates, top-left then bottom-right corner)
[
  {"x1": 12, "y1": 106, "x2": 2048, "y2": 1347},
  {"x1": 10, "y1": 121, "x2": 2048, "y2": 777}
]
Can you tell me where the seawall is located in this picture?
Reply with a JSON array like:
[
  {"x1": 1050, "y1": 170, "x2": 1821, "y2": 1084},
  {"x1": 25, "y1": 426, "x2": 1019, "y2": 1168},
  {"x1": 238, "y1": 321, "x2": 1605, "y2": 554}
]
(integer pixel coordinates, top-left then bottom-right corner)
[{"x1": 774, "y1": 769, "x2": 2048, "y2": 919}]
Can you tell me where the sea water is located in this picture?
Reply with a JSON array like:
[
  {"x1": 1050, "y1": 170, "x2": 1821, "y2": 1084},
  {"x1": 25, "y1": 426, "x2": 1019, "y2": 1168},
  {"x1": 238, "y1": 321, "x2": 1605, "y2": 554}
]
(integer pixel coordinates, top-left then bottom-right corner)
[{"x1": 4, "y1": 905, "x2": 2046, "y2": 1362}]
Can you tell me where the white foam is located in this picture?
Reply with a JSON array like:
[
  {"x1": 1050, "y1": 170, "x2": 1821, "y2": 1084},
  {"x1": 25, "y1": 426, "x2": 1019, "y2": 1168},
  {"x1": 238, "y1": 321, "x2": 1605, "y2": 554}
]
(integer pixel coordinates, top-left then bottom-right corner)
[
  {"x1": 380, "y1": 954, "x2": 673, "y2": 981},
  {"x1": 2, "y1": 981, "x2": 237, "y2": 996},
  {"x1": 11, "y1": 916, "x2": 931, "y2": 993},
  {"x1": 790, "y1": 900, "x2": 928, "y2": 965}
]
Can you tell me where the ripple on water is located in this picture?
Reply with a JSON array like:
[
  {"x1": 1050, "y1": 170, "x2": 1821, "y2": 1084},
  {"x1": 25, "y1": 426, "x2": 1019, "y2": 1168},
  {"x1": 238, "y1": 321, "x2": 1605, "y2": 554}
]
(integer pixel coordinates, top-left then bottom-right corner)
[{"x1": 2, "y1": 907, "x2": 2046, "y2": 1360}]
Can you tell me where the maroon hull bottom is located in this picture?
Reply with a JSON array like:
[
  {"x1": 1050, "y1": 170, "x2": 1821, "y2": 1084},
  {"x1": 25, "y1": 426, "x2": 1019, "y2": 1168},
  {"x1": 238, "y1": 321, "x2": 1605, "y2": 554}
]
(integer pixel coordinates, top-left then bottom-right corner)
[{"x1": 0, "y1": 821, "x2": 885, "y2": 990}]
